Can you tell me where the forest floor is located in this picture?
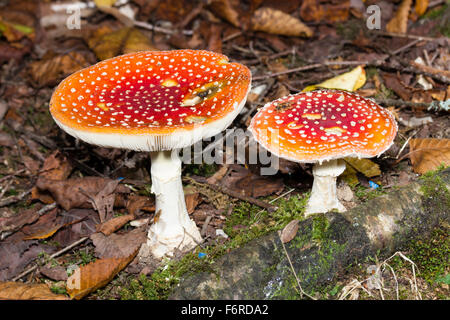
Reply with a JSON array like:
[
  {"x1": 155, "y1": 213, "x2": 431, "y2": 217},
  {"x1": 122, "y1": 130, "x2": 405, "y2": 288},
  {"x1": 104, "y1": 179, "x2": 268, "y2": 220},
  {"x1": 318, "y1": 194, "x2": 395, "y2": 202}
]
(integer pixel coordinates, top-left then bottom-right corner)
[{"x1": 0, "y1": 0, "x2": 448, "y2": 300}]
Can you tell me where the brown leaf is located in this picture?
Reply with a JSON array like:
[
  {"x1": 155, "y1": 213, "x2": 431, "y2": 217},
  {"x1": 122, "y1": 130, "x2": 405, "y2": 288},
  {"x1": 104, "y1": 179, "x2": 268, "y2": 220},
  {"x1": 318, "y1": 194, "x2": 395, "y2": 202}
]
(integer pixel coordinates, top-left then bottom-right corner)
[
  {"x1": 0, "y1": 239, "x2": 57, "y2": 281},
  {"x1": 185, "y1": 192, "x2": 201, "y2": 214},
  {"x1": 280, "y1": 219, "x2": 299, "y2": 243},
  {"x1": 220, "y1": 165, "x2": 284, "y2": 198},
  {"x1": 22, "y1": 218, "x2": 85, "y2": 241},
  {"x1": 252, "y1": 7, "x2": 312, "y2": 37},
  {"x1": 126, "y1": 195, "x2": 155, "y2": 216},
  {"x1": 84, "y1": 179, "x2": 121, "y2": 223},
  {"x1": 31, "y1": 151, "x2": 73, "y2": 204},
  {"x1": 208, "y1": 0, "x2": 241, "y2": 28},
  {"x1": 0, "y1": 281, "x2": 68, "y2": 300},
  {"x1": 0, "y1": 207, "x2": 40, "y2": 237},
  {"x1": 29, "y1": 51, "x2": 91, "y2": 86},
  {"x1": 87, "y1": 27, "x2": 156, "y2": 61},
  {"x1": 39, "y1": 264, "x2": 68, "y2": 281},
  {"x1": 90, "y1": 227, "x2": 147, "y2": 259},
  {"x1": 66, "y1": 252, "x2": 138, "y2": 300},
  {"x1": 382, "y1": 73, "x2": 413, "y2": 101},
  {"x1": 35, "y1": 177, "x2": 129, "y2": 211},
  {"x1": 386, "y1": 0, "x2": 412, "y2": 34},
  {"x1": 300, "y1": 0, "x2": 349, "y2": 23},
  {"x1": 96, "y1": 214, "x2": 134, "y2": 236},
  {"x1": 408, "y1": 138, "x2": 450, "y2": 174}
]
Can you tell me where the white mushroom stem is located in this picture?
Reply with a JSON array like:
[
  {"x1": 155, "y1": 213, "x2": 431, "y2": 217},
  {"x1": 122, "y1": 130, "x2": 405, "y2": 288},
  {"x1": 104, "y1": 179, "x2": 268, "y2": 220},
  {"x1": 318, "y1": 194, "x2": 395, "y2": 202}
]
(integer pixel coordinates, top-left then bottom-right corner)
[
  {"x1": 305, "y1": 159, "x2": 347, "y2": 216},
  {"x1": 143, "y1": 150, "x2": 202, "y2": 259}
]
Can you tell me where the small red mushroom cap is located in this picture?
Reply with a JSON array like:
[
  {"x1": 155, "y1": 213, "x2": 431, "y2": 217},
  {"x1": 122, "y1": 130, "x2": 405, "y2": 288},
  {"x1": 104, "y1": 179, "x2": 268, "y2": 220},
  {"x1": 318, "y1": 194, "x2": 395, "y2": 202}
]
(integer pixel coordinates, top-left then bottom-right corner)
[
  {"x1": 249, "y1": 89, "x2": 397, "y2": 163},
  {"x1": 50, "y1": 50, "x2": 251, "y2": 151}
]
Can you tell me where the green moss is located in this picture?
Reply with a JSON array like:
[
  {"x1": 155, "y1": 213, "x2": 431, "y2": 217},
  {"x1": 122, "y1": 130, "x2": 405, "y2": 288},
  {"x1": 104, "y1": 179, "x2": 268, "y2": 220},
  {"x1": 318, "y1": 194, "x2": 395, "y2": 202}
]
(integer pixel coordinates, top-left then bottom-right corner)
[
  {"x1": 311, "y1": 214, "x2": 330, "y2": 244},
  {"x1": 409, "y1": 227, "x2": 449, "y2": 284},
  {"x1": 422, "y1": 3, "x2": 450, "y2": 37},
  {"x1": 353, "y1": 185, "x2": 387, "y2": 202},
  {"x1": 419, "y1": 165, "x2": 450, "y2": 207},
  {"x1": 184, "y1": 163, "x2": 217, "y2": 177}
]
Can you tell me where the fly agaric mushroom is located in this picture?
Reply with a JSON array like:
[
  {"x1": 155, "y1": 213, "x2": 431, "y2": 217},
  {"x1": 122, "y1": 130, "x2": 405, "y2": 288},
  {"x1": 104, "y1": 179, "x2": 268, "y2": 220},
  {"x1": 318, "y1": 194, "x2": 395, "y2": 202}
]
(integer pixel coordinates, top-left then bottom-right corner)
[
  {"x1": 249, "y1": 89, "x2": 397, "y2": 216},
  {"x1": 49, "y1": 50, "x2": 251, "y2": 259}
]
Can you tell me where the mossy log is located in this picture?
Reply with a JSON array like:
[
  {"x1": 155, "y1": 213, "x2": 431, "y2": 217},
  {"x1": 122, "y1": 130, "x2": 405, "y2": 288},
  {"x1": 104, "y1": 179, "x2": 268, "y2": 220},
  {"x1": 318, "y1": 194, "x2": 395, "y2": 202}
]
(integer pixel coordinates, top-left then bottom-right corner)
[{"x1": 170, "y1": 168, "x2": 450, "y2": 299}]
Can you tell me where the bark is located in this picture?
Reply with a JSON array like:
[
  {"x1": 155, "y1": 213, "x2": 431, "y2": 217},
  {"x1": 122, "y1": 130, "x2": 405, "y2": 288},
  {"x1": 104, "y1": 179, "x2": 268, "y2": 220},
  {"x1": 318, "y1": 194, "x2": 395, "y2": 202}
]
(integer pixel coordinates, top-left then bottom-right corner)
[{"x1": 170, "y1": 168, "x2": 450, "y2": 299}]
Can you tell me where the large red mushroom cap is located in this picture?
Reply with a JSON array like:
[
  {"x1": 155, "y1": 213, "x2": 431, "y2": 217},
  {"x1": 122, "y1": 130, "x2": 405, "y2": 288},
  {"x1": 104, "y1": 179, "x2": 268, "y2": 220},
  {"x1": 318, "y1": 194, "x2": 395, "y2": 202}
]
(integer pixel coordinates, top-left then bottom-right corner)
[
  {"x1": 249, "y1": 89, "x2": 397, "y2": 163},
  {"x1": 50, "y1": 50, "x2": 251, "y2": 151}
]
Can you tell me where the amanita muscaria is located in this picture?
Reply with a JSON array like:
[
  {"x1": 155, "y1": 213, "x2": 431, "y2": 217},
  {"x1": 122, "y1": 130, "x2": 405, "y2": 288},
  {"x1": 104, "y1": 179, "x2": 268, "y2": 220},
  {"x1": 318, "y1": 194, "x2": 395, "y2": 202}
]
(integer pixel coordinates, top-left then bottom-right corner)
[
  {"x1": 249, "y1": 89, "x2": 397, "y2": 216},
  {"x1": 49, "y1": 50, "x2": 251, "y2": 259}
]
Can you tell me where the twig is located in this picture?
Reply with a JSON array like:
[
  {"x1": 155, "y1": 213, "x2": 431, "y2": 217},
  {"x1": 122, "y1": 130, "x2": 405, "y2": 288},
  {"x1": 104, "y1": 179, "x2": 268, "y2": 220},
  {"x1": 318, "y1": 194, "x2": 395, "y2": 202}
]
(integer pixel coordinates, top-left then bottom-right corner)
[
  {"x1": 0, "y1": 189, "x2": 31, "y2": 207},
  {"x1": 200, "y1": 216, "x2": 212, "y2": 237},
  {"x1": 12, "y1": 236, "x2": 89, "y2": 282},
  {"x1": 395, "y1": 130, "x2": 418, "y2": 160},
  {"x1": 254, "y1": 188, "x2": 295, "y2": 223},
  {"x1": 374, "y1": 98, "x2": 435, "y2": 109},
  {"x1": 373, "y1": 30, "x2": 441, "y2": 42},
  {"x1": 253, "y1": 59, "x2": 450, "y2": 84},
  {"x1": 184, "y1": 176, "x2": 278, "y2": 212},
  {"x1": 278, "y1": 230, "x2": 316, "y2": 300}
]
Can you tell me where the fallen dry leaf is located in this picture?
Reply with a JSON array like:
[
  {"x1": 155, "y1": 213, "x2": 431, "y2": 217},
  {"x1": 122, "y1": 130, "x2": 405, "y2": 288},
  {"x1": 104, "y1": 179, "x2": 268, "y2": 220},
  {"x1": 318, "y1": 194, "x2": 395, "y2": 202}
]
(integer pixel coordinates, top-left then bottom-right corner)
[
  {"x1": 415, "y1": 0, "x2": 428, "y2": 16},
  {"x1": 280, "y1": 219, "x2": 299, "y2": 243},
  {"x1": 96, "y1": 214, "x2": 134, "y2": 236},
  {"x1": 185, "y1": 192, "x2": 201, "y2": 214},
  {"x1": 220, "y1": 165, "x2": 284, "y2": 198},
  {"x1": 0, "y1": 207, "x2": 40, "y2": 238},
  {"x1": 344, "y1": 157, "x2": 381, "y2": 178},
  {"x1": 340, "y1": 164, "x2": 359, "y2": 187},
  {"x1": 300, "y1": 0, "x2": 350, "y2": 23},
  {"x1": 251, "y1": 7, "x2": 313, "y2": 37},
  {"x1": 303, "y1": 65, "x2": 366, "y2": 92},
  {"x1": 22, "y1": 218, "x2": 85, "y2": 241},
  {"x1": 39, "y1": 264, "x2": 68, "y2": 281},
  {"x1": 386, "y1": 0, "x2": 412, "y2": 34},
  {"x1": 0, "y1": 281, "x2": 68, "y2": 300},
  {"x1": 66, "y1": 252, "x2": 137, "y2": 300},
  {"x1": 84, "y1": 179, "x2": 121, "y2": 223},
  {"x1": 208, "y1": 0, "x2": 241, "y2": 28},
  {"x1": 94, "y1": 0, "x2": 117, "y2": 7},
  {"x1": 90, "y1": 227, "x2": 147, "y2": 259},
  {"x1": 408, "y1": 138, "x2": 450, "y2": 174},
  {"x1": 29, "y1": 51, "x2": 91, "y2": 86},
  {"x1": 87, "y1": 26, "x2": 156, "y2": 61},
  {"x1": 31, "y1": 151, "x2": 73, "y2": 204},
  {"x1": 66, "y1": 228, "x2": 146, "y2": 299},
  {"x1": 126, "y1": 194, "x2": 155, "y2": 216},
  {"x1": 35, "y1": 177, "x2": 130, "y2": 211}
]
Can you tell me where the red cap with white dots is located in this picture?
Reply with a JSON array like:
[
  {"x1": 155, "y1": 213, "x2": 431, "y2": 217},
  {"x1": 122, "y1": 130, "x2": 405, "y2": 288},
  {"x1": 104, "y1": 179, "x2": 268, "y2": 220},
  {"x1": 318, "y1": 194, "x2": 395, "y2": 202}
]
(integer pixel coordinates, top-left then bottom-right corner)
[
  {"x1": 50, "y1": 50, "x2": 251, "y2": 151},
  {"x1": 249, "y1": 89, "x2": 397, "y2": 163}
]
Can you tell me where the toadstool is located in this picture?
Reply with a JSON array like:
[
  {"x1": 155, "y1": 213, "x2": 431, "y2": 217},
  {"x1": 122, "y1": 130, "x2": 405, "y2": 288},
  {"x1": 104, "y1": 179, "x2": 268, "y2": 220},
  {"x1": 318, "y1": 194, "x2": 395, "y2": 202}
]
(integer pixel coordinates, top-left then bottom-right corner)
[
  {"x1": 49, "y1": 50, "x2": 251, "y2": 259},
  {"x1": 249, "y1": 89, "x2": 397, "y2": 216}
]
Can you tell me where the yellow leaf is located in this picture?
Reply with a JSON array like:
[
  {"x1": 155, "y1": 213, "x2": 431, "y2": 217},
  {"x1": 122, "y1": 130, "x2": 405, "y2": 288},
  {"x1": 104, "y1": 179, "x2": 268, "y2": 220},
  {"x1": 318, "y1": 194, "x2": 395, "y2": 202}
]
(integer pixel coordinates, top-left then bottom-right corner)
[
  {"x1": 415, "y1": 0, "x2": 428, "y2": 16},
  {"x1": 0, "y1": 282, "x2": 68, "y2": 300},
  {"x1": 344, "y1": 157, "x2": 381, "y2": 178},
  {"x1": 409, "y1": 138, "x2": 450, "y2": 174},
  {"x1": 340, "y1": 164, "x2": 359, "y2": 187},
  {"x1": 94, "y1": 0, "x2": 117, "y2": 7},
  {"x1": 303, "y1": 65, "x2": 366, "y2": 92},
  {"x1": 386, "y1": 0, "x2": 412, "y2": 34}
]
